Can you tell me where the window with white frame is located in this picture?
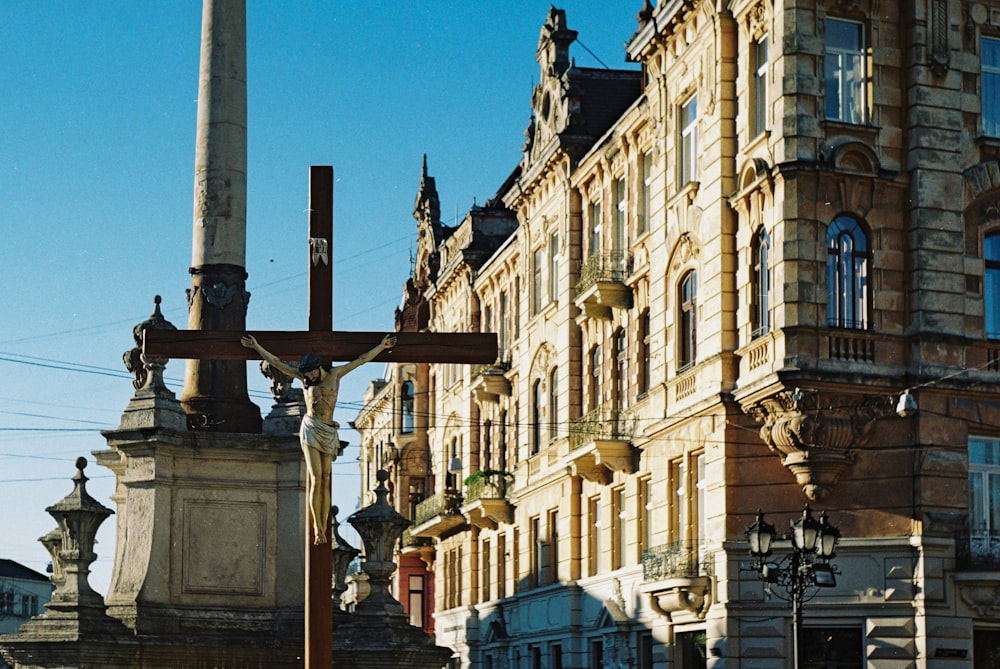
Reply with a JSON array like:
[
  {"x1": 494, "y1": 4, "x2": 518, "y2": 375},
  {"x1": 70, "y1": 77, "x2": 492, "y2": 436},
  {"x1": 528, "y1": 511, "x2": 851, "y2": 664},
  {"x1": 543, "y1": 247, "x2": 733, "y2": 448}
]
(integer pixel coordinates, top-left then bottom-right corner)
[
  {"x1": 985, "y1": 37, "x2": 1000, "y2": 136},
  {"x1": 752, "y1": 34, "x2": 769, "y2": 137},
  {"x1": 549, "y1": 232, "x2": 560, "y2": 302},
  {"x1": 825, "y1": 17, "x2": 867, "y2": 124},
  {"x1": 615, "y1": 176, "x2": 627, "y2": 253},
  {"x1": 678, "y1": 270, "x2": 698, "y2": 370},
  {"x1": 589, "y1": 200, "x2": 603, "y2": 257},
  {"x1": 532, "y1": 247, "x2": 544, "y2": 316},
  {"x1": 970, "y1": 436, "x2": 1000, "y2": 546},
  {"x1": 549, "y1": 367, "x2": 559, "y2": 442},
  {"x1": 751, "y1": 226, "x2": 772, "y2": 338},
  {"x1": 680, "y1": 95, "x2": 698, "y2": 185},
  {"x1": 639, "y1": 151, "x2": 652, "y2": 235}
]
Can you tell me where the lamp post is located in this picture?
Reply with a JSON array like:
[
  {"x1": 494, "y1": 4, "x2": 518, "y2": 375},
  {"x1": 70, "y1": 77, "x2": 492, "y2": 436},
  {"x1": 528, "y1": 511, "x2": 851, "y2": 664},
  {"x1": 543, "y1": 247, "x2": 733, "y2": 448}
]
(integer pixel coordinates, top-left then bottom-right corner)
[{"x1": 745, "y1": 506, "x2": 841, "y2": 669}]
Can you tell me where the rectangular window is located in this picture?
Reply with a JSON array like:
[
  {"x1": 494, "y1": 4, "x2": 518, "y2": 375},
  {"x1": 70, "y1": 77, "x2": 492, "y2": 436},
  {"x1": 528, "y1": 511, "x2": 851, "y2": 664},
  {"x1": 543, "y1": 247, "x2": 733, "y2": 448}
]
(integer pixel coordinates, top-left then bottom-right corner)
[
  {"x1": 512, "y1": 527, "x2": 520, "y2": 593},
  {"x1": 670, "y1": 458, "x2": 687, "y2": 543},
  {"x1": 615, "y1": 176, "x2": 627, "y2": 252},
  {"x1": 499, "y1": 292, "x2": 509, "y2": 351},
  {"x1": 677, "y1": 631, "x2": 707, "y2": 669},
  {"x1": 637, "y1": 631, "x2": 655, "y2": 669},
  {"x1": 588, "y1": 495, "x2": 601, "y2": 576},
  {"x1": 531, "y1": 646, "x2": 542, "y2": 669},
  {"x1": 639, "y1": 151, "x2": 652, "y2": 235},
  {"x1": 637, "y1": 475, "x2": 652, "y2": 563},
  {"x1": 680, "y1": 95, "x2": 698, "y2": 185},
  {"x1": 548, "y1": 507, "x2": 560, "y2": 584},
  {"x1": 825, "y1": 18, "x2": 867, "y2": 124},
  {"x1": 497, "y1": 533, "x2": 506, "y2": 599},
  {"x1": 970, "y1": 436, "x2": 1000, "y2": 566},
  {"x1": 616, "y1": 328, "x2": 629, "y2": 409},
  {"x1": 589, "y1": 200, "x2": 603, "y2": 257},
  {"x1": 975, "y1": 628, "x2": 1000, "y2": 669},
  {"x1": 799, "y1": 627, "x2": 863, "y2": 669},
  {"x1": 639, "y1": 309, "x2": 651, "y2": 397},
  {"x1": 590, "y1": 639, "x2": 605, "y2": 669},
  {"x1": 752, "y1": 35, "x2": 769, "y2": 137},
  {"x1": 611, "y1": 486, "x2": 625, "y2": 570},
  {"x1": 986, "y1": 233, "x2": 1000, "y2": 339},
  {"x1": 532, "y1": 247, "x2": 544, "y2": 316},
  {"x1": 985, "y1": 37, "x2": 1000, "y2": 136},
  {"x1": 695, "y1": 452, "x2": 706, "y2": 559},
  {"x1": 481, "y1": 539, "x2": 491, "y2": 602},
  {"x1": 530, "y1": 516, "x2": 542, "y2": 588},
  {"x1": 408, "y1": 575, "x2": 425, "y2": 628},
  {"x1": 549, "y1": 232, "x2": 560, "y2": 302}
]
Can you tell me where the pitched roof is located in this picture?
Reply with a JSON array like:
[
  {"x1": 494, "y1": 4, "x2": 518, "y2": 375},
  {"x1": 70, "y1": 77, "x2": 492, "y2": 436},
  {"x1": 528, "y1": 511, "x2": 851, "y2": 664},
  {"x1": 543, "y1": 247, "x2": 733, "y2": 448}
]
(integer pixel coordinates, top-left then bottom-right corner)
[{"x1": 0, "y1": 558, "x2": 50, "y2": 583}]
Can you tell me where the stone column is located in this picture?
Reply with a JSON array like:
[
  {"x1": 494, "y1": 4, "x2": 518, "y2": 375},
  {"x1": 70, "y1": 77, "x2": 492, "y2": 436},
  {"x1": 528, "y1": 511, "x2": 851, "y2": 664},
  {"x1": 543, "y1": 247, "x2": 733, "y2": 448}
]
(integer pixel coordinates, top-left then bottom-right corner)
[{"x1": 181, "y1": 0, "x2": 261, "y2": 433}]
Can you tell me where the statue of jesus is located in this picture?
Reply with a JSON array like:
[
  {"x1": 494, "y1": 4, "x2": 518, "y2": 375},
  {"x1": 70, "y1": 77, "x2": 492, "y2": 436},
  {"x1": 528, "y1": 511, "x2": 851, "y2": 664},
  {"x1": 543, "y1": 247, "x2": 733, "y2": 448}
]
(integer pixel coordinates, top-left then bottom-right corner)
[{"x1": 241, "y1": 333, "x2": 396, "y2": 543}]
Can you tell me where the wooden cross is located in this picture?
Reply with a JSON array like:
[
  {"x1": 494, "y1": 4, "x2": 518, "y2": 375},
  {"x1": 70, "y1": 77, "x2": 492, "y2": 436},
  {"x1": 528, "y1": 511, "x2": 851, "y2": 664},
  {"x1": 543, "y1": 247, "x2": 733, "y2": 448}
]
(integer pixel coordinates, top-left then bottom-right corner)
[{"x1": 144, "y1": 166, "x2": 497, "y2": 667}]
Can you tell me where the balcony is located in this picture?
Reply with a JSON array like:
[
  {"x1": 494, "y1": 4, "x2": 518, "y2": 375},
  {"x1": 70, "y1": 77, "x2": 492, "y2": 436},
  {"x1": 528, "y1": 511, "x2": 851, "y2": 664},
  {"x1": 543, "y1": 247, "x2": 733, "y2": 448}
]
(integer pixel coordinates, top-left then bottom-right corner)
[
  {"x1": 399, "y1": 527, "x2": 435, "y2": 567},
  {"x1": 460, "y1": 472, "x2": 514, "y2": 530},
  {"x1": 470, "y1": 357, "x2": 511, "y2": 403},
  {"x1": 574, "y1": 252, "x2": 633, "y2": 320},
  {"x1": 955, "y1": 529, "x2": 1000, "y2": 616},
  {"x1": 566, "y1": 407, "x2": 637, "y2": 484},
  {"x1": 640, "y1": 541, "x2": 712, "y2": 620},
  {"x1": 410, "y1": 490, "x2": 465, "y2": 539}
]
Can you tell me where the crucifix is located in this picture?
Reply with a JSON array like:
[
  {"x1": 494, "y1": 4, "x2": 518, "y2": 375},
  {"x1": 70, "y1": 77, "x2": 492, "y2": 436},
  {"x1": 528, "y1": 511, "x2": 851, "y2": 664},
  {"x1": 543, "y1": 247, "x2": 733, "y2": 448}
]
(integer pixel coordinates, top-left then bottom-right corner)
[{"x1": 145, "y1": 166, "x2": 497, "y2": 667}]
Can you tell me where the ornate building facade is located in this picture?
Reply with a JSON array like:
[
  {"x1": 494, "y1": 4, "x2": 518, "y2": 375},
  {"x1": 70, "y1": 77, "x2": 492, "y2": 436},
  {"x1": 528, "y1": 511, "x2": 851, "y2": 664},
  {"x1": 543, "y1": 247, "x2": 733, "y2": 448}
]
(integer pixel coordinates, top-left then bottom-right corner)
[{"x1": 355, "y1": 2, "x2": 1000, "y2": 666}]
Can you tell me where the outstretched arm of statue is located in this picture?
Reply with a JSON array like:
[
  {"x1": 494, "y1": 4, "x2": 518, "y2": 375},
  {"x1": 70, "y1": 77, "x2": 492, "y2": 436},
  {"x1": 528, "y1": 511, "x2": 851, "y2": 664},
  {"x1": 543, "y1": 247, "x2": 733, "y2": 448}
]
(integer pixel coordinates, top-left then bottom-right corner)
[
  {"x1": 332, "y1": 333, "x2": 396, "y2": 377},
  {"x1": 241, "y1": 334, "x2": 303, "y2": 380}
]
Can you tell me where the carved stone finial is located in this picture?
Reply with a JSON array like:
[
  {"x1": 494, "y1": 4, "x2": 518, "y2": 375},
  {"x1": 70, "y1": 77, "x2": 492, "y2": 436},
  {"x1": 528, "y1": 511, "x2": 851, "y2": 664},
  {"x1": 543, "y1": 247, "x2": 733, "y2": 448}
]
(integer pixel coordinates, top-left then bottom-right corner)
[
  {"x1": 347, "y1": 469, "x2": 410, "y2": 616},
  {"x1": 637, "y1": 0, "x2": 654, "y2": 27},
  {"x1": 124, "y1": 295, "x2": 177, "y2": 394},
  {"x1": 45, "y1": 457, "x2": 114, "y2": 608}
]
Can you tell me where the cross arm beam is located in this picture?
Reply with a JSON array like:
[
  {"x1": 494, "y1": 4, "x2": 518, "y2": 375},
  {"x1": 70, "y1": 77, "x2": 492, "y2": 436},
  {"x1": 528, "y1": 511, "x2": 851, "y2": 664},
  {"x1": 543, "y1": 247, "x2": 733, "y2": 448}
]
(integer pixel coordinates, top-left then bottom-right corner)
[{"x1": 144, "y1": 329, "x2": 499, "y2": 365}]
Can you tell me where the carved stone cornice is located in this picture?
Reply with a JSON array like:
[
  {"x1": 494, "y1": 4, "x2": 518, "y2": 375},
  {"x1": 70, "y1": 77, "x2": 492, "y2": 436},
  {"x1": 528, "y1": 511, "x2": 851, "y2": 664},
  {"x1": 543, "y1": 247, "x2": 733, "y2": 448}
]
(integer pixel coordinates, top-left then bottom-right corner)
[{"x1": 745, "y1": 388, "x2": 893, "y2": 499}]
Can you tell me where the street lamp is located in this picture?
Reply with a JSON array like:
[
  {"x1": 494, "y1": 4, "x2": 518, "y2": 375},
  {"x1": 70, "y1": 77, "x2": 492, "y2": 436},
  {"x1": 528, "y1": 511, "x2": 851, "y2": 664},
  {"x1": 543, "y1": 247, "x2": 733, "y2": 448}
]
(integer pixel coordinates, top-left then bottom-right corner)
[{"x1": 745, "y1": 506, "x2": 841, "y2": 669}]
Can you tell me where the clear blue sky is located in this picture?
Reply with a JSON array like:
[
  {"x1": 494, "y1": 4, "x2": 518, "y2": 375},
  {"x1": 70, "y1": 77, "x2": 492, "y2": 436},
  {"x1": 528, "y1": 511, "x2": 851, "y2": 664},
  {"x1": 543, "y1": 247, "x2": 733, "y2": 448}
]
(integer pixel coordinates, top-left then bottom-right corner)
[{"x1": 0, "y1": 3, "x2": 641, "y2": 590}]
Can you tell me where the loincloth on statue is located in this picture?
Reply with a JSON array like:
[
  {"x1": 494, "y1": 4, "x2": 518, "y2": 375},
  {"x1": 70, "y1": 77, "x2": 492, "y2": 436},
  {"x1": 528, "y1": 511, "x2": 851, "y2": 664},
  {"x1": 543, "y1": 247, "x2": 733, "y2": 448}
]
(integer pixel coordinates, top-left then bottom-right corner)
[{"x1": 299, "y1": 414, "x2": 342, "y2": 457}]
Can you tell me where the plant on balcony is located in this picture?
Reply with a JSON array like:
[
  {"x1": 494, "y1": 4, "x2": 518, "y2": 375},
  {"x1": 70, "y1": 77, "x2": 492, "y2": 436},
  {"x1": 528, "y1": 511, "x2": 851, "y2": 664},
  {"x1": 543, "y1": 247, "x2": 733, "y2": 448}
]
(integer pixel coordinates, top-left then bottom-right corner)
[
  {"x1": 463, "y1": 469, "x2": 513, "y2": 503},
  {"x1": 463, "y1": 469, "x2": 513, "y2": 485}
]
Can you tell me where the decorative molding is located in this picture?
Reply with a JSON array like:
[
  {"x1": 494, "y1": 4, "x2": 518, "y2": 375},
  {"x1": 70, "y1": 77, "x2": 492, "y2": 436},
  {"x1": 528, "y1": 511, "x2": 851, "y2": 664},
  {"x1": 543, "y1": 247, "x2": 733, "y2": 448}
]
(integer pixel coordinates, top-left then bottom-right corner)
[{"x1": 745, "y1": 388, "x2": 893, "y2": 499}]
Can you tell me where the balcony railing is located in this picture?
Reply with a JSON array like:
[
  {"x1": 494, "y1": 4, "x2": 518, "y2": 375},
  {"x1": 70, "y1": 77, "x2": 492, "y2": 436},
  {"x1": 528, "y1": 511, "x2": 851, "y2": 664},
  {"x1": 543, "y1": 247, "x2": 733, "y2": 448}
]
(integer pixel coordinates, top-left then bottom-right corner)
[
  {"x1": 569, "y1": 407, "x2": 637, "y2": 451},
  {"x1": 642, "y1": 541, "x2": 710, "y2": 581},
  {"x1": 412, "y1": 490, "x2": 463, "y2": 527},
  {"x1": 957, "y1": 529, "x2": 1000, "y2": 570},
  {"x1": 576, "y1": 252, "x2": 633, "y2": 293},
  {"x1": 464, "y1": 474, "x2": 511, "y2": 503}
]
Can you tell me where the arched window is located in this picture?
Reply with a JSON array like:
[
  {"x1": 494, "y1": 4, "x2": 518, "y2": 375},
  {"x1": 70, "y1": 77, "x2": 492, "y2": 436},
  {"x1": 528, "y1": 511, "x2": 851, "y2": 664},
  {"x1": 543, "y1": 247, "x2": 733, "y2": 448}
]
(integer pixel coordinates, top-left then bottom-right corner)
[
  {"x1": 400, "y1": 381, "x2": 414, "y2": 434},
  {"x1": 548, "y1": 367, "x2": 559, "y2": 442},
  {"x1": 986, "y1": 232, "x2": 1000, "y2": 339},
  {"x1": 751, "y1": 227, "x2": 772, "y2": 338},
  {"x1": 531, "y1": 379, "x2": 543, "y2": 456},
  {"x1": 589, "y1": 344, "x2": 602, "y2": 411},
  {"x1": 826, "y1": 215, "x2": 869, "y2": 329},
  {"x1": 678, "y1": 270, "x2": 698, "y2": 371}
]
